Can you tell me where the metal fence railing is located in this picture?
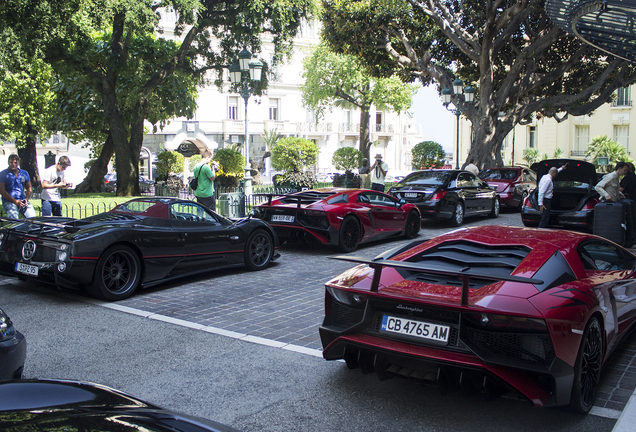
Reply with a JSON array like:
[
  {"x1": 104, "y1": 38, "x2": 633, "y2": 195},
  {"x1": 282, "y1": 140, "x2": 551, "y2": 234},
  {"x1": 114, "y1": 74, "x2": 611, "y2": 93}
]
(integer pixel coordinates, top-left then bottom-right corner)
[{"x1": 1, "y1": 183, "x2": 335, "y2": 220}]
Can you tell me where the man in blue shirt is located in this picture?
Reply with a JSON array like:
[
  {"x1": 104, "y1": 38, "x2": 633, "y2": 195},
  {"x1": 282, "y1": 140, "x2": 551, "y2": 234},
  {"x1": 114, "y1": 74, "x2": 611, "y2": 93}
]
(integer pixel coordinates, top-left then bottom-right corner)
[{"x1": 0, "y1": 154, "x2": 36, "y2": 219}]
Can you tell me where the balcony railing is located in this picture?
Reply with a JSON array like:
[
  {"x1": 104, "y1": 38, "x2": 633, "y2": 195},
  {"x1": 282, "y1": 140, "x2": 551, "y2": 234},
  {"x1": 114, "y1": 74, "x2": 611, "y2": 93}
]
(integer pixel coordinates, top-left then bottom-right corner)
[
  {"x1": 339, "y1": 123, "x2": 360, "y2": 133},
  {"x1": 296, "y1": 122, "x2": 333, "y2": 133},
  {"x1": 612, "y1": 100, "x2": 633, "y2": 107}
]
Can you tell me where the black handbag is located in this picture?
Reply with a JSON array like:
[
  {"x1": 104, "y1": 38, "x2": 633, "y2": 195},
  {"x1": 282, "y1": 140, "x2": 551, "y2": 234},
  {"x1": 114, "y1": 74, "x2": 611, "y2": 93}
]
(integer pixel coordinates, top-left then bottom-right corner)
[{"x1": 189, "y1": 166, "x2": 202, "y2": 190}]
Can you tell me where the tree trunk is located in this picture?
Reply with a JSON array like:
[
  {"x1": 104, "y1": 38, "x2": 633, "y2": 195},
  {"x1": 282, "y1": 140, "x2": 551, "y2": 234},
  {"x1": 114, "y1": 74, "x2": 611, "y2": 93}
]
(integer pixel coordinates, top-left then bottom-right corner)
[
  {"x1": 359, "y1": 108, "x2": 371, "y2": 160},
  {"x1": 17, "y1": 131, "x2": 40, "y2": 188},
  {"x1": 74, "y1": 133, "x2": 115, "y2": 194},
  {"x1": 101, "y1": 85, "x2": 140, "y2": 196}
]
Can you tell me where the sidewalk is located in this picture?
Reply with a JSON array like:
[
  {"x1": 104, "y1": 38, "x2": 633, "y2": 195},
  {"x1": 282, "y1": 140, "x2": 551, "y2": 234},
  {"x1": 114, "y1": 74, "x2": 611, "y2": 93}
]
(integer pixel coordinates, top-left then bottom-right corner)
[{"x1": 613, "y1": 389, "x2": 636, "y2": 432}]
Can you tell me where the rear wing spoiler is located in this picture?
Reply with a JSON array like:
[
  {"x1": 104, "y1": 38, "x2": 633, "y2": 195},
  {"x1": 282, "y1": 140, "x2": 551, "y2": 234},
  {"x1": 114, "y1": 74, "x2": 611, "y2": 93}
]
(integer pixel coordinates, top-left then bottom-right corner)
[
  {"x1": 253, "y1": 193, "x2": 321, "y2": 209},
  {"x1": 329, "y1": 255, "x2": 543, "y2": 306}
]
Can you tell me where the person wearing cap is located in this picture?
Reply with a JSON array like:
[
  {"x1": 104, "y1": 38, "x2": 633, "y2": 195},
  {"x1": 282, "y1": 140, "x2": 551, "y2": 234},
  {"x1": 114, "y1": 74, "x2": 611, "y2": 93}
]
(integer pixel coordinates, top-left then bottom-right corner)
[
  {"x1": 40, "y1": 155, "x2": 72, "y2": 216},
  {"x1": 370, "y1": 153, "x2": 389, "y2": 192}
]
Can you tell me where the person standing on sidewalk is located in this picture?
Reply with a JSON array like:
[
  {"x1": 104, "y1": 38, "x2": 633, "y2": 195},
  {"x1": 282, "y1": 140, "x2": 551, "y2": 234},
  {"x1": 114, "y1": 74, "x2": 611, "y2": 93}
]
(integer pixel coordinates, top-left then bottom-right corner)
[
  {"x1": 538, "y1": 162, "x2": 568, "y2": 228},
  {"x1": 0, "y1": 154, "x2": 36, "y2": 219},
  {"x1": 596, "y1": 162, "x2": 629, "y2": 202},
  {"x1": 193, "y1": 150, "x2": 217, "y2": 211},
  {"x1": 370, "y1": 154, "x2": 389, "y2": 192},
  {"x1": 40, "y1": 156, "x2": 72, "y2": 216}
]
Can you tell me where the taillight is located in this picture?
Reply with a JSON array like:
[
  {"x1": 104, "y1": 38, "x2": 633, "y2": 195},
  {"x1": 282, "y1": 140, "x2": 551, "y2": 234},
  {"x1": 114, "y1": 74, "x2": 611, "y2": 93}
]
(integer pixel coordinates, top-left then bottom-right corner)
[
  {"x1": 523, "y1": 196, "x2": 532, "y2": 208},
  {"x1": 583, "y1": 197, "x2": 600, "y2": 210},
  {"x1": 430, "y1": 190, "x2": 447, "y2": 201}
]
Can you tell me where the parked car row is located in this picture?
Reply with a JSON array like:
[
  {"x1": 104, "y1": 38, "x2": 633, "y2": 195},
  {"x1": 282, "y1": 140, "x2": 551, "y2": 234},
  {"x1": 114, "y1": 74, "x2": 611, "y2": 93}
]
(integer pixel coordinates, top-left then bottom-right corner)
[
  {"x1": 103, "y1": 173, "x2": 155, "y2": 193},
  {"x1": 3, "y1": 164, "x2": 636, "y2": 414}
]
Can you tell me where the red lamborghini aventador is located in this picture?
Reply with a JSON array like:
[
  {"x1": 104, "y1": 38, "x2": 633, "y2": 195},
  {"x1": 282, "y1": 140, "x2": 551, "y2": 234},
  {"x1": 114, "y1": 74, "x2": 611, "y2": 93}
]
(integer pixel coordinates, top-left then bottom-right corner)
[
  {"x1": 319, "y1": 225, "x2": 636, "y2": 413},
  {"x1": 252, "y1": 188, "x2": 422, "y2": 252}
]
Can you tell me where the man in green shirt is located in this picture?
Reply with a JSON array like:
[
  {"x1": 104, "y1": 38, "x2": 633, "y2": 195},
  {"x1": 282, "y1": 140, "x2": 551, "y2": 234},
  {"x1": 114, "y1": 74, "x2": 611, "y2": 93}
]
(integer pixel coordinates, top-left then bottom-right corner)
[{"x1": 193, "y1": 150, "x2": 216, "y2": 210}]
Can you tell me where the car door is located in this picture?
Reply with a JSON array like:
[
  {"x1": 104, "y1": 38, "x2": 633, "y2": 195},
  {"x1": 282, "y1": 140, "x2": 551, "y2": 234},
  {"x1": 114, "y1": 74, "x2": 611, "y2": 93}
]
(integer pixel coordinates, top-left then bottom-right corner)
[
  {"x1": 456, "y1": 172, "x2": 480, "y2": 214},
  {"x1": 579, "y1": 240, "x2": 636, "y2": 345},
  {"x1": 170, "y1": 202, "x2": 243, "y2": 270},
  {"x1": 364, "y1": 192, "x2": 406, "y2": 231}
]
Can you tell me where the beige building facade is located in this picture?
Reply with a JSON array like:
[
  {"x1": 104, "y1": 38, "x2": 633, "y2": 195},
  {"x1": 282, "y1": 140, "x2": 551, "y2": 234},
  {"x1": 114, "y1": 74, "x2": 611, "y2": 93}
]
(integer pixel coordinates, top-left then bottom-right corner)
[{"x1": 455, "y1": 86, "x2": 633, "y2": 168}]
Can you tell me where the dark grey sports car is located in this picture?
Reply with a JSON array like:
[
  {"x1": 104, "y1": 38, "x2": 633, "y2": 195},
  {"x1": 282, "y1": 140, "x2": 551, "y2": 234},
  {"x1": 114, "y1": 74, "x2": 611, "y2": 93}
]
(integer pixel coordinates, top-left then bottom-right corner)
[
  {"x1": 0, "y1": 198, "x2": 279, "y2": 300},
  {"x1": 0, "y1": 379, "x2": 241, "y2": 431}
]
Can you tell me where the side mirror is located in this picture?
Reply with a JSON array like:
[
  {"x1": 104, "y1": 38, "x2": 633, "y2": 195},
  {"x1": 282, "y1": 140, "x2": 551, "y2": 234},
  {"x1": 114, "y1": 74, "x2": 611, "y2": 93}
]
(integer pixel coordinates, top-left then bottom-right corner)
[{"x1": 399, "y1": 199, "x2": 406, "y2": 208}]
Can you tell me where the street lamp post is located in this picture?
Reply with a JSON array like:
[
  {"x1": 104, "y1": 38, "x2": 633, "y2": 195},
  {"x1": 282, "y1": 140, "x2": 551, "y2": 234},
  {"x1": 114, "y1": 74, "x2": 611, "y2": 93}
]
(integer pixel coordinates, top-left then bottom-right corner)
[
  {"x1": 229, "y1": 47, "x2": 263, "y2": 204},
  {"x1": 442, "y1": 79, "x2": 475, "y2": 169}
]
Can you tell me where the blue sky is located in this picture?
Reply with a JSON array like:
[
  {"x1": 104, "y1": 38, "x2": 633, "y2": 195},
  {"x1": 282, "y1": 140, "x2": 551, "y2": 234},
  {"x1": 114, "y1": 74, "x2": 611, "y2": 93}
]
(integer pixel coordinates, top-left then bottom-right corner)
[{"x1": 410, "y1": 85, "x2": 454, "y2": 153}]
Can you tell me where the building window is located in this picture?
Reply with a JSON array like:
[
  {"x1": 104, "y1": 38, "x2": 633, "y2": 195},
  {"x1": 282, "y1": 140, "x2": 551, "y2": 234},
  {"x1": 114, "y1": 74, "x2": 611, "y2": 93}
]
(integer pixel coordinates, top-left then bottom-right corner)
[
  {"x1": 614, "y1": 125, "x2": 630, "y2": 148},
  {"x1": 228, "y1": 96, "x2": 238, "y2": 120},
  {"x1": 528, "y1": 126, "x2": 536, "y2": 148},
  {"x1": 574, "y1": 125, "x2": 590, "y2": 153},
  {"x1": 617, "y1": 87, "x2": 631, "y2": 106},
  {"x1": 375, "y1": 111, "x2": 383, "y2": 132},
  {"x1": 269, "y1": 98, "x2": 280, "y2": 120}
]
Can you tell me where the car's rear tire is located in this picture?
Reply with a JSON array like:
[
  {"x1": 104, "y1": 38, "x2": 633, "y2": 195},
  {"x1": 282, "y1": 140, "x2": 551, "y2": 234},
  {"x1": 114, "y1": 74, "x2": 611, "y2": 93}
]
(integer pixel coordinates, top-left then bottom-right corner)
[
  {"x1": 245, "y1": 230, "x2": 273, "y2": 271},
  {"x1": 450, "y1": 202, "x2": 464, "y2": 227},
  {"x1": 87, "y1": 245, "x2": 141, "y2": 301},
  {"x1": 489, "y1": 197, "x2": 500, "y2": 218},
  {"x1": 339, "y1": 215, "x2": 361, "y2": 252},
  {"x1": 568, "y1": 317, "x2": 603, "y2": 413},
  {"x1": 404, "y1": 210, "x2": 421, "y2": 239}
]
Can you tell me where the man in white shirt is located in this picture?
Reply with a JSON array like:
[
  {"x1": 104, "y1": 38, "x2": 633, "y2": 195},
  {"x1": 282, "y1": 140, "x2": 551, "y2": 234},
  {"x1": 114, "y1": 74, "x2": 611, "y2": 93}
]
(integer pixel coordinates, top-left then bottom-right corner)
[
  {"x1": 41, "y1": 156, "x2": 72, "y2": 216},
  {"x1": 538, "y1": 162, "x2": 568, "y2": 228},
  {"x1": 465, "y1": 158, "x2": 479, "y2": 176},
  {"x1": 370, "y1": 154, "x2": 389, "y2": 192}
]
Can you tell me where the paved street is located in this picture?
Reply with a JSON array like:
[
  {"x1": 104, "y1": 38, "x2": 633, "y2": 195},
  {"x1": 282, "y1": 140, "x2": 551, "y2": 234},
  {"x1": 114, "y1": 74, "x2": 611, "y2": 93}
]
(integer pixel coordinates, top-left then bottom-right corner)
[{"x1": 1, "y1": 209, "x2": 634, "y2": 431}]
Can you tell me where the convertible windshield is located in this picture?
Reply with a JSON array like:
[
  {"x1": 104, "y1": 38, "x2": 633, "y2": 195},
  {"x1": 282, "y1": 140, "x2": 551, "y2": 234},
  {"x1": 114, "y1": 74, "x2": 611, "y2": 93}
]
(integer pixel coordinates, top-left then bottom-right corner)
[{"x1": 401, "y1": 171, "x2": 450, "y2": 187}]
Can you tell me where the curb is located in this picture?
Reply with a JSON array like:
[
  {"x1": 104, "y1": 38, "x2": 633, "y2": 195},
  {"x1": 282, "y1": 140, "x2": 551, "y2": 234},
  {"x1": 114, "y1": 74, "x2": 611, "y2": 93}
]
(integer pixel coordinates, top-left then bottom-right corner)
[{"x1": 612, "y1": 388, "x2": 636, "y2": 432}]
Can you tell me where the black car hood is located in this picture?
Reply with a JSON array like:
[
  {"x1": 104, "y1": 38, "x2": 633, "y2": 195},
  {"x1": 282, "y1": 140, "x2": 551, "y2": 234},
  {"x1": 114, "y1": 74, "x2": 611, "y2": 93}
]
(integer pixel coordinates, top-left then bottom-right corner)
[{"x1": 532, "y1": 159, "x2": 598, "y2": 186}]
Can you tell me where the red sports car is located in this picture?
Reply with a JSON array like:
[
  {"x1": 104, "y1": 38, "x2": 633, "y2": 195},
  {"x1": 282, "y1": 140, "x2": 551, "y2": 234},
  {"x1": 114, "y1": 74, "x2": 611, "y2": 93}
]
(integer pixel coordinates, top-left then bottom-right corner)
[
  {"x1": 319, "y1": 225, "x2": 636, "y2": 412},
  {"x1": 252, "y1": 188, "x2": 421, "y2": 252}
]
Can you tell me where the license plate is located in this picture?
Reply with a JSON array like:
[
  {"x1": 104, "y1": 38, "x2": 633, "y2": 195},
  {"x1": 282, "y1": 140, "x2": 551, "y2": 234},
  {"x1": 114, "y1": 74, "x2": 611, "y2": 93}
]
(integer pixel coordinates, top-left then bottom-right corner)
[
  {"x1": 15, "y1": 262, "x2": 38, "y2": 276},
  {"x1": 404, "y1": 193, "x2": 418, "y2": 198},
  {"x1": 381, "y1": 315, "x2": 449, "y2": 344},
  {"x1": 272, "y1": 215, "x2": 294, "y2": 223}
]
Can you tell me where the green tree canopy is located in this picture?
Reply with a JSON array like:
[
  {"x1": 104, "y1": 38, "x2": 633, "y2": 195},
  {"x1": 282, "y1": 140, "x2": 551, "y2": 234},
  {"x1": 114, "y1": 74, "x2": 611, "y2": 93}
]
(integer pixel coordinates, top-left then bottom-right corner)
[
  {"x1": 271, "y1": 137, "x2": 318, "y2": 173},
  {"x1": 301, "y1": 43, "x2": 416, "y2": 160},
  {"x1": 411, "y1": 141, "x2": 445, "y2": 169},
  {"x1": 321, "y1": 0, "x2": 636, "y2": 169},
  {"x1": 0, "y1": 0, "x2": 317, "y2": 196},
  {"x1": 214, "y1": 148, "x2": 245, "y2": 177},
  {"x1": 156, "y1": 151, "x2": 185, "y2": 180},
  {"x1": 0, "y1": 58, "x2": 55, "y2": 185},
  {"x1": 332, "y1": 147, "x2": 363, "y2": 173}
]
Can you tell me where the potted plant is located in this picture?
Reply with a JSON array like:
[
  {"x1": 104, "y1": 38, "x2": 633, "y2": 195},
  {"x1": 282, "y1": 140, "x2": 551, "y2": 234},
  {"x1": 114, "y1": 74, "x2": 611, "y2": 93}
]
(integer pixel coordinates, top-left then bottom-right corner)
[
  {"x1": 332, "y1": 147, "x2": 362, "y2": 188},
  {"x1": 271, "y1": 137, "x2": 319, "y2": 190}
]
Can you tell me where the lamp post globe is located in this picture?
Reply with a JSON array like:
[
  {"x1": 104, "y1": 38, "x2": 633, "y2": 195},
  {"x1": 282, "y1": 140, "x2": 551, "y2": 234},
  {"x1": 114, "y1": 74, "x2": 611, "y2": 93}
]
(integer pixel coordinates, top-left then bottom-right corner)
[{"x1": 442, "y1": 80, "x2": 476, "y2": 170}]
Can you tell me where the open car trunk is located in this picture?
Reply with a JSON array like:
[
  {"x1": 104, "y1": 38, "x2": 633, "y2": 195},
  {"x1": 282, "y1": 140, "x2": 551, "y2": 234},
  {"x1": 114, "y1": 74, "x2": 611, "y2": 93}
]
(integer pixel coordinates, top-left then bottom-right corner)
[{"x1": 552, "y1": 186, "x2": 597, "y2": 211}]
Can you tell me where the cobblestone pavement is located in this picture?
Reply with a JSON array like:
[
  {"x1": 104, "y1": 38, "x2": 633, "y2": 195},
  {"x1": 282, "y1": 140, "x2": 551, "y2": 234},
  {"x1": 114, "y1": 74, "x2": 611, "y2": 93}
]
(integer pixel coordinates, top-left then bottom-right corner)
[{"x1": 27, "y1": 210, "x2": 636, "y2": 415}]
